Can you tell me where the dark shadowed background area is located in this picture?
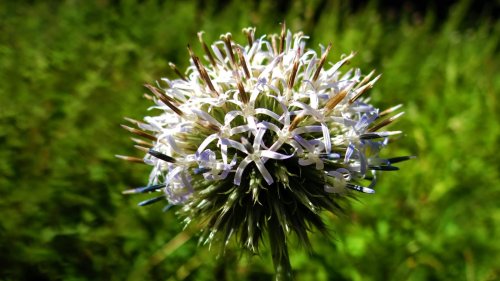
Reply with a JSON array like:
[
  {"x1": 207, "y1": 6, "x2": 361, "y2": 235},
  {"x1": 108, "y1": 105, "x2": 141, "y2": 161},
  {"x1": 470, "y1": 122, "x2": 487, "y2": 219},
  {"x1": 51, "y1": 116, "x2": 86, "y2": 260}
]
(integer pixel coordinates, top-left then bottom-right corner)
[{"x1": 1, "y1": 0, "x2": 499, "y2": 280}]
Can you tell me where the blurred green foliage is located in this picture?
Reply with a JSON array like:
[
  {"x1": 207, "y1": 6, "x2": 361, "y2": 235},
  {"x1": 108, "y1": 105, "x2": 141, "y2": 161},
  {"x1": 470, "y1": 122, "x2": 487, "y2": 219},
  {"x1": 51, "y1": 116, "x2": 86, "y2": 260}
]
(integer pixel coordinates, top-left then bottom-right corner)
[{"x1": 0, "y1": 0, "x2": 499, "y2": 280}]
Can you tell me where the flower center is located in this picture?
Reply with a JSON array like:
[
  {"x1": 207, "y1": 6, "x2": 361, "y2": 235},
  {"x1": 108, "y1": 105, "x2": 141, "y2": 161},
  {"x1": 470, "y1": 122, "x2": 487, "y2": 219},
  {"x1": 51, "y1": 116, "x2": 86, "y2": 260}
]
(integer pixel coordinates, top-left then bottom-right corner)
[{"x1": 241, "y1": 105, "x2": 256, "y2": 117}]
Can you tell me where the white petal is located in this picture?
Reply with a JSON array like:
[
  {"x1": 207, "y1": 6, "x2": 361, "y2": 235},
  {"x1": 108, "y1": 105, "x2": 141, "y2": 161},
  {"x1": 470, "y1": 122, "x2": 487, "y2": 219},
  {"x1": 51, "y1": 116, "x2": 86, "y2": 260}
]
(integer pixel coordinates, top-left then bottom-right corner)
[
  {"x1": 255, "y1": 108, "x2": 281, "y2": 121},
  {"x1": 192, "y1": 109, "x2": 222, "y2": 127},
  {"x1": 221, "y1": 144, "x2": 228, "y2": 164},
  {"x1": 224, "y1": 110, "x2": 243, "y2": 125},
  {"x1": 293, "y1": 135, "x2": 314, "y2": 152},
  {"x1": 289, "y1": 139, "x2": 304, "y2": 154},
  {"x1": 234, "y1": 157, "x2": 252, "y2": 186},
  {"x1": 292, "y1": 125, "x2": 322, "y2": 135},
  {"x1": 344, "y1": 144, "x2": 355, "y2": 163},
  {"x1": 261, "y1": 150, "x2": 293, "y2": 160},
  {"x1": 254, "y1": 159, "x2": 273, "y2": 185},
  {"x1": 220, "y1": 138, "x2": 248, "y2": 154},
  {"x1": 230, "y1": 125, "x2": 251, "y2": 135},
  {"x1": 268, "y1": 139, "x2": 285, "y2": 152},
  {"x1": 246, "y1": 116, "x2": 257, "y2": 132},
  {"x1": 161, "y1": 134, "x2": 184, "y2": 155},
  {"x1": 253, "y1": 128, "x2": 266, "y2": 150},
  {"x1": 211, "y1": 44, "x2": 226, "y2": 65},
  {"x1": 196, "y1": 134, "x2": 218, "y2": 154},
  {"x1": 249, "y1": 88, "x2": 264, "y2": 105},
  {"x1": 258, "y1": 121, "x2": 280, "y2": 133},
  {"x1": 321, "y1": 123, "x2": 332, "y2": 154},
  {"x1": 166, "y1": 166, "x2": 183, "y2": 184},
  {"x1": 290, "y1": 101, "x2": 321, "y2": 119}
]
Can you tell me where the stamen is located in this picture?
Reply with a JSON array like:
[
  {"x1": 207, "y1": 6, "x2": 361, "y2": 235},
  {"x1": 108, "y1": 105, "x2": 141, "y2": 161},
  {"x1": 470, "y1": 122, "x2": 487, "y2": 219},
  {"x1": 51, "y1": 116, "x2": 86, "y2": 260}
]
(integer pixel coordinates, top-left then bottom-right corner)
[
  {"x1": 143, "y1": 93, "x2": 154, "y2": 101},
  {"x1": 289, "y1": 114, "x2": 303, "y2": 131},
  {"x1": 240, "y1": 137, "x2": 253, "y2": 153},
  {"x1": 319, "y1": 153, "x2": 340, "y2": 160},
  {"x1": 145, "y1": 84, "x2": 183, "y2": 116},
  {"x1": 194, "y1": 167, "x2": 211, "y2": 174},
  {"x1": 148, "y1": 149, "x2": 176, "y2": 163},
  {"x1": 196, "y1": 120, "x2": 220, "y2": 132},
  {"x1": 188, "y1": 45, "x2": 219, "y2": 96},
  {"x1": 279, "y1": 21, "x2": 286, "y2": 54},
  {"x1": 349, "y1": 83, "x2": 372, "y2": 104},
  {"x1": 271, "y1": 34, "x2": 278, "y2": 56},
  {"x1": 356, "y1": 70, "x2": 375, "y2": 89},
  {"x1": 242, "y1": 27, "x2": 255, "y2": 46},
  {"x1": 349, "y1": 74, "x2": 381, "y2": 104},
  {"x1": 379, "y1": 104, "x2": 403, "y2": 116},
  {"x1": 221, "y1": 33, "x2": 237, "y2": 68},
  {"x1": 369, "y1": 165, "x2": 399, "y2": 171},
  {"x1": 131, "y1": 137, "x2": 153, "y2": 147},
  {"x1": 162, "y1": 204, "x2": 173, "y2": 212},
  {"x1": 138, "y1": 195, "x2": 165, "y2": 206},
  {"x1": 122, "y1": 183, "x2": 166, "y2": 194},
  {"x1": 346, "y1": 184, "x2": 375, "y2": 194},
  {"x1": 368, "y1": 112, "x2": 405, "y2": 132},
  {"x1": 237, "y1": 81, "x2": 250, "y2": 104},
  {"x1": 169, "y1": 62, "x2": 187, "y2": 81},
  {"x1": 287, "y1": 51, "x2": 300, "y2": 89},
  {"x1": 121, "y1": 124, "x2": 157, "y2": 141},
  {"x1": 312, "y1": 43, "x2": 332, "y2": 82},
  {"x1": 144, "y1": 84, "x2": 175, "y2": 103},
  {"x1": 359, "y1": 133, "x2": 385, "y2": 140},
  {"x1": 236, "y1": 47, "x2": 251, "y2": 79},
  {"x1": 115, "y1": 155, "x2": 145, "y2": 164},
  {"x1": 324, "y1": 89, "x2": 348, "y2": 112},
  {"x1": 387, "y1": 156, "x2": 415, "y2": 164},
  {"x1": 124, "y1": 117, "x2": 144, "y2": 127},
  {"x1": 197, "y1": 32, "x2": 217, "y2": 68},
  {"x1": 134, "y1": 145, "x2": 150, "y2": 153}
]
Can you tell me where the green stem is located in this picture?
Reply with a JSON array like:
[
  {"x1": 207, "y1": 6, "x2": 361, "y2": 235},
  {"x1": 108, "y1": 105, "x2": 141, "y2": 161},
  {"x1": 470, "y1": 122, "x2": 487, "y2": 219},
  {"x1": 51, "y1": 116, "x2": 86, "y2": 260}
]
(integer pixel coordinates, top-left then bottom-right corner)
[{"x1": 269, "y1": 225, "x2": 293, "y2": 281}]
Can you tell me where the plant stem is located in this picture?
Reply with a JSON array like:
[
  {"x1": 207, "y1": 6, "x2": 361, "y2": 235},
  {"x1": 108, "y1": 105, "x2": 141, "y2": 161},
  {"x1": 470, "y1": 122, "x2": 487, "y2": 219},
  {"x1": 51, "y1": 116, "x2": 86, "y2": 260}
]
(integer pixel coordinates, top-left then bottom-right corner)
[{"x1": 269, "y1": 225, "x2": 293, "y2": 281}]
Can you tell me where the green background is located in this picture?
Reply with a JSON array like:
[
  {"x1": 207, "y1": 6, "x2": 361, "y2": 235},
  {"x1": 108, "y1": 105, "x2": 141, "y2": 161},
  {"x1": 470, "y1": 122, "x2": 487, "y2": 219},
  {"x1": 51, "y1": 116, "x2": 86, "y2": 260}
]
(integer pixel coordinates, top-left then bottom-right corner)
[{"x1": 1, "y1": 0, "x2": 499, "y2": 280}]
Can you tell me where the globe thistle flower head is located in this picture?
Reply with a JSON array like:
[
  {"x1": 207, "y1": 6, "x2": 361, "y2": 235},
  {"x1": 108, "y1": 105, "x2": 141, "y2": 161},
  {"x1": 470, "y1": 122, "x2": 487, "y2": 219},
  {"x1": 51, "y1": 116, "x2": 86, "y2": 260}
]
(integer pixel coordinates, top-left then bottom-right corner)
[{"x1": 118, "y1": 24, "x2": 411, "y2": 272}]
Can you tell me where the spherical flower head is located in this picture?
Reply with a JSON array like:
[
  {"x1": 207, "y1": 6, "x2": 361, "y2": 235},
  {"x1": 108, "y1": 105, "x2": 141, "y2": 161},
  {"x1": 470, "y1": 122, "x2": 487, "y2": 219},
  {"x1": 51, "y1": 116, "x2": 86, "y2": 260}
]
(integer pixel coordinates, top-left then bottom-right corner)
[{"x1": 119, "y1": 25, "x2": 411, "y2": 258}]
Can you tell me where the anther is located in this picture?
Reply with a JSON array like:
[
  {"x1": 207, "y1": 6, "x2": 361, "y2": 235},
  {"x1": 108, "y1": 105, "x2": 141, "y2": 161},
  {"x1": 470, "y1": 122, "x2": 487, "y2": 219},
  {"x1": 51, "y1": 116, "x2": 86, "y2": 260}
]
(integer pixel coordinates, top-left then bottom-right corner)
[
  {"x1": 138, "y1": 196, "x2": 165, "y2": 206},
  {"x1": 287, "y1": 51, "x2": 300, "y2": 89},
  {"x1": 169, "y1": 62, "x2": 187, "y2": 81},
  {"x1": 187, "y1": 45, "x2": 219, "y2": 96},
  {"x1": 325, "y1": 89, "x2": 348, "y2": 112},
  {"x1": 124, "y1": 117, "x2": 144, "y2": 127},
  {"x1": 145, "y1": 84, "x2": 183, "y2": 116},
  {"x1": 133, "y1": 145, "x2": 150, "y2": 153},
  {"x1": 236, "y1": 48, "x2": 251, "y2": 79},
  {"x1": 131, "y1": 137, "x2": 153, "y2": 147},
  {"x1": 221, "y1": 33, "x2": 237, "y2": 68},
  {"x1": 115, "y1": 155, "x2": 146, "y2": 164},
  {"x1": 368, "y1": 112, "x2": 405, "y2": 132},
  {"x1": 237, "y1": 81, "x2": 250, "y2": 104},
  {"x1": 121, "y1": 124, "x2": 157, "y2": 141},
  {"x1": 197, "y1": 32, "x2": 217, "y2": 68},
  {"x1": 312, "y1": 43, "x2": 332, "y2": 82},
  {"x1": 122, "y1": 183, "x2": 167, "y2": 195},
  {"x1": 379, "y1": 104, "x2": 403, "y2": 116},
  {"x1": 279, "y1": 21, "x2": 286, "y2": 54},
  {"x1": 349, "y1": 74, "x2": 381, "y2": 104},
  {"x1": 242, "y1": 27, "x2": 255, "y2": 46},
  {"x1": 148, "y1": 149, "x2": 176, "y2": 163}
]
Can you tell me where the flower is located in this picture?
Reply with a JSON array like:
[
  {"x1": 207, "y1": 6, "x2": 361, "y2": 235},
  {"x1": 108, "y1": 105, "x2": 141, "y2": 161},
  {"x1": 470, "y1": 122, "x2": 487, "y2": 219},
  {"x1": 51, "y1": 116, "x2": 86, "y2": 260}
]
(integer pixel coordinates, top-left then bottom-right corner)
[{"x1": 118, "y1": 24, "x2": 411, "y2": 277}]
